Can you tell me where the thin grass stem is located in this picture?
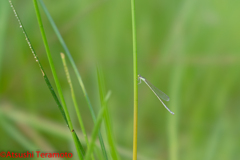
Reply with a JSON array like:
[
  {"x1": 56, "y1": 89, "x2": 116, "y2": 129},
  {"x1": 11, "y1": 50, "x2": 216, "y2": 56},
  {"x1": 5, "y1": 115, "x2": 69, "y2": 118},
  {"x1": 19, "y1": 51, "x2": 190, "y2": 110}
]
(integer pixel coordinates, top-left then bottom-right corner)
[
  {"x1": 32, "y1": 0, "x2": 84, "y2": 159},
  {"x1": 61, "y1": 53, "x2": 95, "y2": 160},
  {"x1": 130, "y1": 0, "x2": 138, "y2": 159}
]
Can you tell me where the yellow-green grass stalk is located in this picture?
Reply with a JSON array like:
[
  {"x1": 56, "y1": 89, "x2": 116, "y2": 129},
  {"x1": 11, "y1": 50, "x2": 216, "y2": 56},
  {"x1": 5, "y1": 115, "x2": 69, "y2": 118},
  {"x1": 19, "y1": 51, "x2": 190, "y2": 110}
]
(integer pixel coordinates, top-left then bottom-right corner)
[{"x1": 61, "y1": 53, "x2": 95, "y2": 160}]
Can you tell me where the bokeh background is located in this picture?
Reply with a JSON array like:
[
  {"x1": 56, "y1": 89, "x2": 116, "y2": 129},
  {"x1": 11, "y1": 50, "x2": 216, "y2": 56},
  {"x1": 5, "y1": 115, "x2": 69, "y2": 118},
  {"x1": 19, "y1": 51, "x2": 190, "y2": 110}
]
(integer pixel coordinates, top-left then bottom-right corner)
[{"x1": 0, "y1": 0, "x2": 240, "y2": 160}]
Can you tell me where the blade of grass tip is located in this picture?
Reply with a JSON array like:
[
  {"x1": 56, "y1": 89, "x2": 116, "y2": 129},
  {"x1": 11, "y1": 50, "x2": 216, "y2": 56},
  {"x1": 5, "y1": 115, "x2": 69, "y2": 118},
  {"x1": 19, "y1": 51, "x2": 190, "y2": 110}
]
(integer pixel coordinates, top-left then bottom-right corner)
[
  {"x1": 84, "y1": 101, "x2": 108, "y2": 160},
  {"x1": 38, "y1": 1, "x2": 108, "y2": 159},
  {"x1": 32, "y1": 0, "x2": 85, "y2": 159},
  {"x1": 130, "y1": 0, "x2": 138, "y2": 159},
  {"x1": 8, "y1": 0, "x2": 84, "y2": 159},
  {"x1": 97, "y1": 67, "x2": 120, "y2": 160},
  {"x1": 61, "y1": 53, "x2": 95, "y2": 160}
]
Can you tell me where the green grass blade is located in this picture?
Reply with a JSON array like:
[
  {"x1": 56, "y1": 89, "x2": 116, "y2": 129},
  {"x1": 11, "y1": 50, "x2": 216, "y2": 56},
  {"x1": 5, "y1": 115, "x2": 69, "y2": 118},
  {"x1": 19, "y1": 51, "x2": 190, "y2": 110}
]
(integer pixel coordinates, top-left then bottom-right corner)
[
  {"x1": 32, "y1": 0, "x2": 85, "y2": 159},
  {"x1": 38, "y1": 0, "x2": 108, "y2": 159},
  {"x1": 61, "y1": 53, "x2": 95, "y2": 160},
  {"x1": 31, "y1": 0, "x2": 70, "y2": 128},
  {"x1": 130, "y1": 0, "x2": 138, "y2": 159},
  {"x1": 97, "y1": 67, "x2": 119, "y2": 160}
]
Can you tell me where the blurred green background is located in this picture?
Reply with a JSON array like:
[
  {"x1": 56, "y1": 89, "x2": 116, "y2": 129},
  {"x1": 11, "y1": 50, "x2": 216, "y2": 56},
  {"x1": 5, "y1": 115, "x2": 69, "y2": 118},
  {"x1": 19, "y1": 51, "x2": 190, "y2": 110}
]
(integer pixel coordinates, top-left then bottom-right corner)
[{"x1": 0, "y1": 0, "x2": 240, "y2": 160}]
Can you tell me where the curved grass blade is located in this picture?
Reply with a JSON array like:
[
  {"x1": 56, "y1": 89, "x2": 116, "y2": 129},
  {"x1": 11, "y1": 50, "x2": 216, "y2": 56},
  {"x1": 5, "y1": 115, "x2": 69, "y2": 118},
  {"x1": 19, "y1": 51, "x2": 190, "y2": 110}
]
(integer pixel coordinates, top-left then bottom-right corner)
[
  {"x1": 38, "y1": 0, "x2": 108, "y2": 159},
  {"x1": 8, "y1": 0, "x2": 67, "y2": 125},
  {"x1": 9, "y1": 1, "x2": 84, "y2": 159}
]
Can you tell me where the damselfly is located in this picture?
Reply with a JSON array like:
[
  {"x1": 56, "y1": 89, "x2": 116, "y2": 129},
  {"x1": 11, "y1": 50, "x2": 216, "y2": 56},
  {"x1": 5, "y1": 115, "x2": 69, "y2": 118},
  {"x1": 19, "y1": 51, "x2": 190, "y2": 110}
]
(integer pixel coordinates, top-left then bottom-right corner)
[{"x1": 138, "y1": 74, "x2": 174, "y2": 115}]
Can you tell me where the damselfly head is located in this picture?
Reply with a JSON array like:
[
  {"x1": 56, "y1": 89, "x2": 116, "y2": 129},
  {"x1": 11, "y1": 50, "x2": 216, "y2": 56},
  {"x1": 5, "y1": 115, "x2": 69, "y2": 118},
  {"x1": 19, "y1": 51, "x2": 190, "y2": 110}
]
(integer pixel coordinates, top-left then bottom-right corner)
[
  {"x1": 138, "y1": 74, "x2": 145, "y2": 80},
  {"x1": 138, "y1": 74, "x2": 144, "y2": 79},
  {"x1": 138, "y1": 74, "x2": 142, "y2": 84}
]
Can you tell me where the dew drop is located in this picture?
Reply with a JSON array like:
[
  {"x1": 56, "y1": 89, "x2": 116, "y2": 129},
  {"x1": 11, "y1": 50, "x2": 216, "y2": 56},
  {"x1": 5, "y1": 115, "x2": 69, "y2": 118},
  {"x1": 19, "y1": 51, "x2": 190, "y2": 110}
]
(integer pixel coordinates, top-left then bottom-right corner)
[{"x1": 20, "y1": 25, "x2": 22, "y2": 28}]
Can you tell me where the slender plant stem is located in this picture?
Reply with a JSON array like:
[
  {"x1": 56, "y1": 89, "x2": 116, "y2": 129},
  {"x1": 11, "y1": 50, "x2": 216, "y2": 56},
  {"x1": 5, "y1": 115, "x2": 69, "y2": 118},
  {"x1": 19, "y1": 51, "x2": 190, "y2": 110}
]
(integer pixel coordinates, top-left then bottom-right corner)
[
  {"x1": 130, "y1": 0, "x2": 138, "y2": 159},
  {"x1": 32, "y1": 0, "x2": 84, "y2": 159},
  {"x1": 38, "y1": 1, "x2": 108, "y2": 159},
  {"x1": 61, "y1": 53, "x2": 88, "y2": 144},
  {"x1": 61, "y1": 53, "x2": 95, "y2": 160}
]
